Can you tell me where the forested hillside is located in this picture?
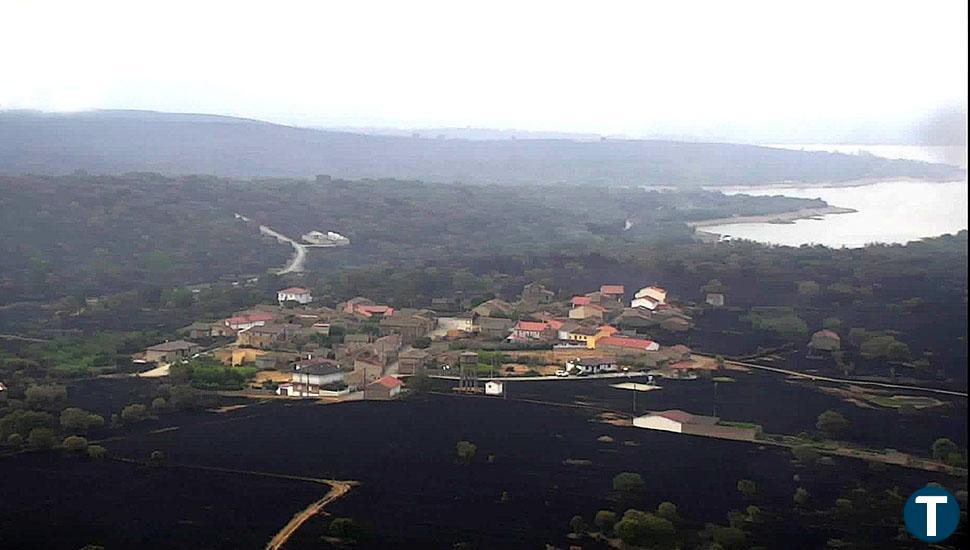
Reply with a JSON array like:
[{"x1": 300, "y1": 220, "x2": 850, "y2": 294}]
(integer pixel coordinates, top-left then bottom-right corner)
[
  {"x1": 0, "y1": 110, "x2": 963, "y2": 185},
  {"x1": 0, "y1": 173, "x2": 821, "y2": 304}
]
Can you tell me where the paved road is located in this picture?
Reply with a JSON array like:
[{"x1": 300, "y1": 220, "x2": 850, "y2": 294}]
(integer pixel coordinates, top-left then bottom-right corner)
[
  {"x1": 727, "y1": 359, "x2": 968, "y2": 398},
  {"x1": 258, "y1": 224, "x2": 307, "y2": 274}
]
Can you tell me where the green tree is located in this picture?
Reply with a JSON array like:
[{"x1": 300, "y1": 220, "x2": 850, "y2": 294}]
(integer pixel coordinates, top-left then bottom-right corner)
[
  {"x1": 816, "y1": 410, "x2": 850, "y2": 438},
  {"x1": 455, "y1": 440, "x2": 477, "y2": 464},
  {"x1": 737, "y1": 479, "x2": 757, "y2": 499},
  {"x1": 406, "y1": 371, "x2": 433, "y2": 392},
  {"x1": 0, "y1": 410, "x2": 53, "y2": 439},
  {"x1": 569, "y1": 515, "x2": 588, "y2": 535},
  {"x1": 709, "y1": 525, "x2": 746, "y2": 550},
  {"x1": 657, "y1": 501, "x2": 678, "y2": 522},
  {"x1": 24, "y1": 384, "x2": 67, "y2": 410},
  {"x1": 932, "y1": 438, "x2": 959, "y2": 461},
  {"x1": 614, "y1": 509, "x2": 675, "y2": 546},
  {"x1": 169, "y1": 385, "x2": 200, "y2": 410},
  {"x1": 745, "y1": 505, "x2": 762, "y2": 523},
  {"x1": 59, "y1": 407, "x2": 105, "y2": 434},
  {"x1": 612, "y1": 472, "x2": 646, "y2": 495},
  {"x1": 151, "y1": 397, "x2": 168, "y2": 411},
  {"x1": 121, "y1": 403, "x2": 150, "y2": 424},
  {"x1": 62, "y1": 435, "x2": 89, "y2": 453},
  {"x1": 594, "y1": 510, "x2": 617, "y2": 533},
  {"x1": 791, "y1": 444, "x2": 820, "y2": 464},
  {"x1": 793, "y1": 487, "x2": 810, "y2": 506},
  {"x1": 6, "y1": 433, "x2": 24, "y2": 447},
  {"x1": 27, "y1": 427, "x2": 57, "y2": 449},
  {"x1": 87, "y1": 445, "x2": 107, "y2": 459}
]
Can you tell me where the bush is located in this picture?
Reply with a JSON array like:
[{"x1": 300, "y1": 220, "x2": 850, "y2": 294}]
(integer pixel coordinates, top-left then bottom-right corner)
[
  {"x1": 569, "y1": 515, "x2": 587, "y2": 535},
  {"x1": 120, "y1": 403, "x2": 150, "y2": 424},
  {"x1": 657, "y1": 501, "x2": 678, "y2": 521},
  {"x1": 0, "y1": 409, "x2": 53, "y2": 439},
  {"x1": 148, "y1": 450, "x2": 165, "y2": 466},
  {"x1": 27, "y1": 427, "x2": 57, "y2": 449},
  {"x1": 709, "y1": 525, "x2": 746, "y2": 550},
  {"x1": 455, "y1": 440, "x2": 477, "y2": 464},
  {"x1": 60, "y1": 407, "x2": 105, "y2": 434},
  {"x1": 614, "y1": 509, "x2": 675, "y2": 546},
  {"x1": 931, "y1": 438, "x2": 959, "y2": 461},
  {"x1": 737, "y1": 479, "x2": 757, "y2": 499},
  {"x1": 816, "y1": 410, "x2": 850, "y2": 439},
  {"x1": 151, "y1": 397, "x2": 168, "y2": 411},
  {"x1": 6, "y1": 433, "x2": 24, "y2": 447},
  {"x1": 87, "y1": 445, "x2": 107, "y2": 459},
  {"x1": 594, "y1": 510, "x2": 617, "y2": 533},
  {"x1": 791, "y1": 444, "x2": 820, "y2": 464},
  {"x1": 62, "y1": 435, "x2": 89, "y2": 453},
  {"x1": 793, "y1": 487, "x2": 809, "y2": 506},
  {"x1": 612, "y1": 472, "x2": 646, "y2": 495}
]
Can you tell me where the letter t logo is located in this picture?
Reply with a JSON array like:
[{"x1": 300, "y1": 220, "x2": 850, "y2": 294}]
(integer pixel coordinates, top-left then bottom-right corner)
[{"x1": 915, "y1": 495, "x2": 948, "y2": 537}]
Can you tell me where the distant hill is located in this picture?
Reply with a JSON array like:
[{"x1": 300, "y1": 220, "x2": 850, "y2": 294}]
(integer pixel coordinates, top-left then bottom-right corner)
[{"x1": 0, "y1": 110, "x2": 963, "y2": 186}]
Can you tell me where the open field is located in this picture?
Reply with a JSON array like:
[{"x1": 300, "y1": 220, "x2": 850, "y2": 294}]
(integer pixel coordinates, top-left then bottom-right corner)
[{"x1": 2, "y1": 385, "x2": 965, "y2": 549}]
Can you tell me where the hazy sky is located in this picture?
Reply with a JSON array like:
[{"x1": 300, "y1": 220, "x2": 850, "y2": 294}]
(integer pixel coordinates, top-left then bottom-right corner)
[{"x1": 2, "y1": 0, "x2": 967, "y2": 141}]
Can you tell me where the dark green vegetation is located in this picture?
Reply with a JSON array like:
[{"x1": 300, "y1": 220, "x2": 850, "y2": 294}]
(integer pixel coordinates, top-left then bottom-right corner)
[
  {"x1": 0, "y1": 172, "x2": 819, "y2": 307},
  {"x1": 170, "y1": 357, "x2": 257, "y2": 391},
  {"x1": 1, "y1": 110, "x2": 962, "y2": 184}
]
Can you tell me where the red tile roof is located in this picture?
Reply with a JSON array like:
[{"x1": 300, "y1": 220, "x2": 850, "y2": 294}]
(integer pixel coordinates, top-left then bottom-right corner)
[
  {"x1": 515, "y1": 321, "x2": 549, "y2": 332},
  {"x1": 280, "y1": 287, "x2": 310, "y2": 294},
  {"x1": 600, "y1": 285, "x2": 625, "y2": 295},
  {"x1": 597, "y1": 325, "x2": 618, "y2": 336},
  {"x1": 373, "y1": 375, "x2": 403, "y2": 389},
  {"x1": 571, "y1": 296, "x2": 592, "y2": 306},
  {"x1": 597, "y1": 336, "x2": 657, "y2": 350},
  {"x1": 546, "y1": 319, "x2": 565, "y2": 330}
]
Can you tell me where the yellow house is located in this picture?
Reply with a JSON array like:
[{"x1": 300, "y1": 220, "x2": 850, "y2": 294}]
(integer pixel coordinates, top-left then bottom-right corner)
[
  {"x1": 215, "y1": 347, "x2": 265, "y2": 366},
  {"x1": 587, "y1": 326, "x2": 620, "y2": 349}
]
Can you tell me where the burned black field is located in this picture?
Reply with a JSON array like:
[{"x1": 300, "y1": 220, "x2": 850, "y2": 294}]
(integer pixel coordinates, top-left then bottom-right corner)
[{"x1": 1, "y1": 380, "x2": 965, "y2": 549}]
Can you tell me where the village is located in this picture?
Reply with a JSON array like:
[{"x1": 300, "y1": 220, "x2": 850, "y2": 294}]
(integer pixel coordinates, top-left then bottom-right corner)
[{"x1": 134, "y1": 282, "x2": 727, "y2": 408}]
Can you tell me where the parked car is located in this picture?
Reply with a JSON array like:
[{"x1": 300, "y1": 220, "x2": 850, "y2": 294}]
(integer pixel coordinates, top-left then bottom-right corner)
[{"x1": 555, "y1": 369, "x2": 570, "y2": 377}]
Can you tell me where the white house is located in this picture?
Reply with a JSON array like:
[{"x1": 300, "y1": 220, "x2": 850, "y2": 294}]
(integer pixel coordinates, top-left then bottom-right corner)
[
  {"x1": 484, "y1": 380, "x2": 505, "y2": 396},
  {"x1": 634, "y1": 286, "x2": 667, "y2": 304},
  {"x1": 278, "y1": 287, "x2": 313, "y2": 305},
  {"x1": 302, "y1": 230, "x2": 351, "y2": 247},
  {"x1": 631, "y1": 297, "x2": 660, "y2": 310},
  {"x1": 565, "y1": 356, "x2": 619, "y2": 375}
]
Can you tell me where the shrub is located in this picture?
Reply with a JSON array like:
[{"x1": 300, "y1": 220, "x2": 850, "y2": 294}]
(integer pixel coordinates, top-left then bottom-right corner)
[
  {"x1": 816, "y1": 410, "x2": 850, "y2": 438},
  {"x1": 737, "y1": 479, "x2": 757, "y2": 499},
  {"x1": 594, "y1": 510, "x2": 617, "y2": 533},
  {"x1": 87, "y1": 445, "x2": 107, "y2": 459},
  {"x1": 27, "y1": 427, "x2": 57, "y2": 449},
  {"x1": 455, "y1": 440, "x2": 477, "y2": 464},
  {"x1": 612, "y1": 472, "x2": 646, "y2": 495},
  {"x1": 62, "y1": 435, "x2": 89, "y2": 453},
  {"x1": 120, "y1": 403, "x2": 150, "y2": 424},
  {"x1": 60, "y1": 407, "x2": 105, "y2": 434}
]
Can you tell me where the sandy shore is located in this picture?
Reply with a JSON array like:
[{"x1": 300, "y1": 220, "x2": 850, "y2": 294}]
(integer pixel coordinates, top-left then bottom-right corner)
[{"x1": 688, "y1": 205, "x2": 857, "y2": 228}]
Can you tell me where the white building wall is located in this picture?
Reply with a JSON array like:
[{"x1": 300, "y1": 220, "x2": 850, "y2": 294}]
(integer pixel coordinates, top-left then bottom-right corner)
[{"x1": 633, "y1": 415, "x2": 683, "y2": 433}]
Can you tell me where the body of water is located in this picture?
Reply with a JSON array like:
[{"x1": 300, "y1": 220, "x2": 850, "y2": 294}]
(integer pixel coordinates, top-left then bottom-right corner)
[{"x1": 704, "y1": 179, "x2": 968, "y2": 248}]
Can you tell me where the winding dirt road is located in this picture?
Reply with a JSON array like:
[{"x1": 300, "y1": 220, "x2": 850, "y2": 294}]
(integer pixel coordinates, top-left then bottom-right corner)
[
  {"x1": 265, "y1": 480, "x2": 356, "y2": 550},
  {"x1": 258, "y1": 224, "x2": 307, "y2": 274}
]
